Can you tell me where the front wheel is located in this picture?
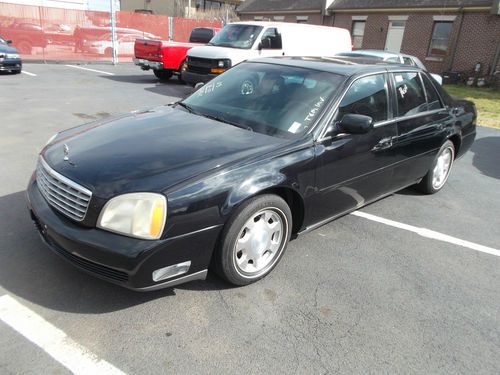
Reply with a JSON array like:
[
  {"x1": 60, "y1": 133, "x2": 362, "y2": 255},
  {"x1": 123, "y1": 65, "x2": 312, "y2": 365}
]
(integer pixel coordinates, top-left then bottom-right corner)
[
  {"x1": 153, "y1": 69, "x2": 173, "y2": 81},
  {"x1": 417, "y1": 140, "x2": 455, "y2": 194},
  {"x1": 214, "y1": 195, "x2": 292, "y2": 286}
]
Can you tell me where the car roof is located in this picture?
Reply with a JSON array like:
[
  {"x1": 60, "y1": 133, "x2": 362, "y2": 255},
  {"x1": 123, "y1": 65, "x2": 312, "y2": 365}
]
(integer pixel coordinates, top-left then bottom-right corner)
[
  {"x1": 248, "y1": 56, "x2": 421, "y2": 77},
  {"x1": 338, "y1": 50, "x2": 401, "y2": 59}
]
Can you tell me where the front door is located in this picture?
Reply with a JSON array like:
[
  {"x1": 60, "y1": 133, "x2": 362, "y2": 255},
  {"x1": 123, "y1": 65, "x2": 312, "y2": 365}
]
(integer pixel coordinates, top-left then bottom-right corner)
[
  {"x1": 311, "y1": 73, "x2": 398, "y2": 224},
  {"x1": 385, "y1": 21, "x2": 406, "y2": 52}
]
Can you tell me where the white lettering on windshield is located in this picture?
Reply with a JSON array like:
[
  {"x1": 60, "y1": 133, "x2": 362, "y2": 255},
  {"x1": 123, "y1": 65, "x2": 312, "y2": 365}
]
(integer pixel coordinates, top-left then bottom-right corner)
[
  {"x1": 197, "y1": 81, "x2": 223, "y2": 97},
  {"x1": 304, "y1": 96, "x2": 325, "y2": 122}
]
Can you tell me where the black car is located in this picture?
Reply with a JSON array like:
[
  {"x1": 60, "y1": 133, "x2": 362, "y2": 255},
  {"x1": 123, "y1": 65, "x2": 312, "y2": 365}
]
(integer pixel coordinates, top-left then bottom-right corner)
[
  {"x1": 27, "y1": 57, "x2": 476, "y2": 290},
  {"x1": 0, "y1": 36, "x2": 22, "y2": 74}
]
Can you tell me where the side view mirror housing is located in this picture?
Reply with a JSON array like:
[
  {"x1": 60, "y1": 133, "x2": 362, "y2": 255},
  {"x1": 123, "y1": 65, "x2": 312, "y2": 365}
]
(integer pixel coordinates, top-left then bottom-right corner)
[
  {"x1": 259, "y1": 37, "x2": 272, "y2": 50},
  {"x1": 6, "y1": 39, "x2": 12, "y2": 44},
  {"x1": 338, "y1": 114, "x2": 374, "y2": 134}
]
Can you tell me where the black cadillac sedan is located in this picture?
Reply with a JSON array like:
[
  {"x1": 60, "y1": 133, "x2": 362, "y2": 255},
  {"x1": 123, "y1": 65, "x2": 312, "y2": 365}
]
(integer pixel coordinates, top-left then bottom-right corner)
[{"x1": 27, "y1": 57, "x2": 476, "y2": 290}]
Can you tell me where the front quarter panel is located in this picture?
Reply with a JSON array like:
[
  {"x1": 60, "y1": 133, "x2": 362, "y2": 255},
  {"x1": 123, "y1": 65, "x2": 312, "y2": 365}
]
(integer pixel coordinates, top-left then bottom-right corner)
[{"x1": 164, "y1": 142, "x2": 316, "y2": 239}]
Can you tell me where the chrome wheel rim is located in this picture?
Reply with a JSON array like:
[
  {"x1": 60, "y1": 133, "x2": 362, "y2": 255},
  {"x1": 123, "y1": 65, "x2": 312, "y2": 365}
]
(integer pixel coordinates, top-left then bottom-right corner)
[
  {"x1": 233, "y1": 208, "x2": 286, "y2": 277},
  {"x1": 432, "y1": 147, "x2": 453, "y2": 190}
]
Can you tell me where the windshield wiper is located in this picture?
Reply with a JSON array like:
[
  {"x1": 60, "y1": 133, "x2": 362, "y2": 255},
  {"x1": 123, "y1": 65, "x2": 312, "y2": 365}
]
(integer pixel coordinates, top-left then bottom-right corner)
[
  {"x1": 175, "y1": 101, "x2": 196, "y2": 114},
  {"x1": 200, "y1": 113, "x2": 253, "y2": 132}
]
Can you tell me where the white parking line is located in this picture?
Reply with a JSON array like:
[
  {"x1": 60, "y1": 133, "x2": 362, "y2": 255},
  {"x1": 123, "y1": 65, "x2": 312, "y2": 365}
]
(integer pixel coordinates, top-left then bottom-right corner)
[
  {"x1": 65, "y1": 64, "x2": 115, "y2": 76},
  {"x1": 351, "y1": 211, "x2": 500, "y2": 257},
  {"x1": 0, "y1": 295, "x2": 125, "y2": 375},
  {"x1": 21, "y1": 70, "x2": 37, "y2": 76}
]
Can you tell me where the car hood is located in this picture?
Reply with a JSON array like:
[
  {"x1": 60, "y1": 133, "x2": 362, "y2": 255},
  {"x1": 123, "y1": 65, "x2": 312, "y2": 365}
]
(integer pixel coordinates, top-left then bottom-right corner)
[
  {"x1": 42, "y1": 106, "x2": 287, "y2": 199},
  {"x1": 188, "y1": 45, "x2": 256, "y2": 65},
  {"x1": 0, "y1": 44, "x2": 18, "y2": 54}
]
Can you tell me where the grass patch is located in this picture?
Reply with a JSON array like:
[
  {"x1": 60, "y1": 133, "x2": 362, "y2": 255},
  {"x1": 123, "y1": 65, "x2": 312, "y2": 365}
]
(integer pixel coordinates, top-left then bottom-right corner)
[{"x1": 444, "y1": 85, "x2": 500, "y2": 129}]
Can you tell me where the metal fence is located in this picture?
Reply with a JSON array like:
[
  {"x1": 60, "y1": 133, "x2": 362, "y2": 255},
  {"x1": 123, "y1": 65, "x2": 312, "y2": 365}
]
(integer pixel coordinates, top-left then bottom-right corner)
[{"x1": 0, "y1": 2, "x2": 222, "y2": 63}]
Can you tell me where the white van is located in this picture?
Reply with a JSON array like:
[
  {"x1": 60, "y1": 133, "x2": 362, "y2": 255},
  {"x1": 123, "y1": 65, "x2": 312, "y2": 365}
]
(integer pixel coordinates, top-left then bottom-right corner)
[{"x1": 182, "y1": 21, "x2": 352, "y2": 85}]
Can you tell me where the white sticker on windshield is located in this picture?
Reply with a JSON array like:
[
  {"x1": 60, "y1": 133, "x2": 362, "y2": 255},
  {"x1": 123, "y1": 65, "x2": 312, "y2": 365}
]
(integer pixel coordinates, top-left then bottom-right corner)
[
  {"x1": 304, "y1": 96, "x2": 325, "y2": 122},
  {"x1": 395, "y1": 75, "x2": 404, "y2": 83},
  {"x1": 288, "y1": 121, "x2": 302, "y2": 134}
]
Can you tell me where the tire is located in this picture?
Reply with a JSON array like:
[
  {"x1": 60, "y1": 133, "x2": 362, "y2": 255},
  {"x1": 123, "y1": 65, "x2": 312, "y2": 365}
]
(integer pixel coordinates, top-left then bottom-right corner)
[
  {"x1": 13, "y1": 70, "x2": 21, "y2": 74},
  {"x1": 153, "y1": 69, "x2": 173, "y2": 81},
  {"x1": 16, "y1": 40, "x2": 32, "y2": 55},
  {"x1": 416, "y1": 140, "x2": 455, "y2": 194},
  {"x1": 104, "y1": 47, "x2": 113, "y2": 57},
  {"x1": 177, "y1": 60, "x2": 185, "y2": 83},
  {"x1": 214, "y1": 194, "x2": 292, "y2": 286}
]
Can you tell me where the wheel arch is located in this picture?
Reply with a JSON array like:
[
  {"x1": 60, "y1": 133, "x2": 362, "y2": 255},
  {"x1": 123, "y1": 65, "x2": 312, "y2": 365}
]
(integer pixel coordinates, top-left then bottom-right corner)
[{"x1": 448, "y1": 134, "x2": 461, "y2": 158}]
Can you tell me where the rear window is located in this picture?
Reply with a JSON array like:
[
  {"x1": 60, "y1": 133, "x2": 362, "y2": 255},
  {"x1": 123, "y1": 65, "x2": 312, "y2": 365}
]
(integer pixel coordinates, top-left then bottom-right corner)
[{"x1": 189, "y1": 28, "x2": 215, "y2": 44}]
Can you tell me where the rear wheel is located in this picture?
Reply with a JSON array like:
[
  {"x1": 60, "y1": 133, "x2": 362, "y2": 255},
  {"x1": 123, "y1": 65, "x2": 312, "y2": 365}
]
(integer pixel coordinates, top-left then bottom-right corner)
[
  {"x1": 417, "y1": 140, "x2": 455, "y2": 194},
  {"x1": 214, "y1": 195, "x2": 292, "y2": 286},
  {"x1": 16, "y1": 40, "x2": 32, "y2": 55},
  {"x1": 153, "y1": 69, "x2": 173, "y2": 81}
]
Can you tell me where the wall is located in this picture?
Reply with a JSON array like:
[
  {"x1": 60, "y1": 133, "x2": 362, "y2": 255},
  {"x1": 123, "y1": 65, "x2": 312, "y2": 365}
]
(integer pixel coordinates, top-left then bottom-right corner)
[
  {"x1": 239, "y1": 12, "x2": 325, "y2": 25},
  {"x1": 333, "y1": 11, "x2": 500, "y2": 75}
]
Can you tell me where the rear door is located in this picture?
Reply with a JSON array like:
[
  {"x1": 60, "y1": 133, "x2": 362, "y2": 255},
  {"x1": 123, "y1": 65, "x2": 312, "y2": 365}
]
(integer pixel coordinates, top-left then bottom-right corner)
[
  {"x1": 312, "y1": 72, "x2": 398, "y2": 223},
  {"x1": 390, "y1": 71, "x2": 452, "y2": 188}
]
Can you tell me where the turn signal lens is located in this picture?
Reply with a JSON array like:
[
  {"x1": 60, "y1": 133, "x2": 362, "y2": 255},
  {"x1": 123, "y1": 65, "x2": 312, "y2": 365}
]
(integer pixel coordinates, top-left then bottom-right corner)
[{"x1": 210, "y1": 68, "x2": 225, "y2": 74}]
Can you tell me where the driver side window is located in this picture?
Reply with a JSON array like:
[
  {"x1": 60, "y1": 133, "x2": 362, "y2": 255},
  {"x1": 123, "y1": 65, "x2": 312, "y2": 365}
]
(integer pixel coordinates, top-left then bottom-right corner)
[
  {"x1": 260, "y1": 28, "x2": 282, "y2": 49},
  {"x1": 337, "y1": 74, "x2": 389, "y2": 123}
]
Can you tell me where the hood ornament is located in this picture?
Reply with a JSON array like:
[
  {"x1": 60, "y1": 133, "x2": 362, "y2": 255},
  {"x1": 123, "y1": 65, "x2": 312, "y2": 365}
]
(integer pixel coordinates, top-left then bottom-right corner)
[{"x1": 63, "y1": 144, "x2": 70, "y2": 161}]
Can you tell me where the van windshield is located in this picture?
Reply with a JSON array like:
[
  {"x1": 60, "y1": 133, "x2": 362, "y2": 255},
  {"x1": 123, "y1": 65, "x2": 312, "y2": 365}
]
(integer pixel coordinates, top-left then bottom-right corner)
[
  {"x1": 208, "y1": 24, "x2": 263, "y2": 49},
  {"x1": 179, "y1": 62, "x2": 345, "y2": 139}
]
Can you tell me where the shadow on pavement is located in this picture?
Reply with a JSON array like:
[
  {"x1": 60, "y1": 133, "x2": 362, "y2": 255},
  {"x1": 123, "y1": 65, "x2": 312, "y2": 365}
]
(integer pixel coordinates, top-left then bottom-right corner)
[
  {"x1": 470, "y1": 136, "x2": 500, "y2": 180},
  {"x1": 100, "y1": 74, "x2": 194, "y2": 98},
  {"x1": 0, "y1": 190, "x2": 228, "y2": 313}
]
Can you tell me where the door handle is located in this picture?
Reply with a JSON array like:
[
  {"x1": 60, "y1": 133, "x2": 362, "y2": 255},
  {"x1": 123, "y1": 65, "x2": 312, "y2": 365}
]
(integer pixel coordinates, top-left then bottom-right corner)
[{"x1": 372, "y1": 137, "x2": 393, "y2": 151}]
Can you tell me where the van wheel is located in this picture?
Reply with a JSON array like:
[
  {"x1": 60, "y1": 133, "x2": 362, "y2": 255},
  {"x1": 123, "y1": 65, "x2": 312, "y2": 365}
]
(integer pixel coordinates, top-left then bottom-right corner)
[
  {"x1": 153, "y1": 69, "x2": 173, "y2": 81},
  {"x1": 214, "y1": 195, "x2": 292, "y2": 286},
  {"x1": 417, "y1": 140, "x2": 455, "y2": 194}
]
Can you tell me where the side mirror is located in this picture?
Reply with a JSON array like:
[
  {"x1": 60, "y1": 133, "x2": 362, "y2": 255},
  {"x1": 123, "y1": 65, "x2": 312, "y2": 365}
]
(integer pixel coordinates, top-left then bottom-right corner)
[
  {"x1": 259, "y1": 37, "x2": 271, "y2": 50},
  {"x1": 339, "y1": 114, "x2": 373, "y2": 134},
  {"x1": 6, "y1": 39, "x2": 12, "y2": 44},
  {"x1": 194, "y1": 82, "x2": 205, "y2": 91}
]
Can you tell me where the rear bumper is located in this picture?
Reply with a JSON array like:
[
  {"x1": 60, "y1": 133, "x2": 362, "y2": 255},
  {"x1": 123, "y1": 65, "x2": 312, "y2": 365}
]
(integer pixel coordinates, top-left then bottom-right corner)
[
  {"x1": 27, "y1": 178, "x2": 222, "y2": 291},
  {"x1": 181, "y1": 70, "x2": 218, "y2": 85},
  {"x1": 133, "y1": 58, "x2": 163, "y2": 70}
]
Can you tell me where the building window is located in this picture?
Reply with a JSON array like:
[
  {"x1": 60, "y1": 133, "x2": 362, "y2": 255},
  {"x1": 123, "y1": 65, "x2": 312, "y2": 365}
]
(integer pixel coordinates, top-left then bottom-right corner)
[
  {"x1": 352, "y1": 21, "x2": 366, "y2": 49},
  {"x1": 428, "y1": 21, "x2": 453, "y2": 56},
  {"x1": 296, "y1": 16, "x2": 308, "y2": 24},
  {"x1": 254, "y1": 16, "x2": 263, "y2": 21},
  {"x1": 273, "y1": 16, "x2": 285, "y2": 21}
]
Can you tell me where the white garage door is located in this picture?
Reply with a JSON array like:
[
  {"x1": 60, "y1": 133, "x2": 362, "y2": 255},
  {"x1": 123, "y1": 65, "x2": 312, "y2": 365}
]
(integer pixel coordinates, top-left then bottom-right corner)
[{"x1": 385, "y1": 21, "x2": 406, "y2": 53}]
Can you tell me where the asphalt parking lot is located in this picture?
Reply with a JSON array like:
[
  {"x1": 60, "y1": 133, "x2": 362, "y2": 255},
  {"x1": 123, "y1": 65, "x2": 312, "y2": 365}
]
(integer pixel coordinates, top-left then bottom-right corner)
[{"x1": 0, "y1": 63, "x2": 499, "y2": 374}]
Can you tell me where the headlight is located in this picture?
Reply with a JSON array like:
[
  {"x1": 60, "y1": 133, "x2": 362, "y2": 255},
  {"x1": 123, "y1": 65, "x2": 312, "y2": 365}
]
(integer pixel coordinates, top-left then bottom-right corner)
[
  {"x1": 218, "y1": 60, "x2": 225, "y2": 68},
  {"x1": 6, "y1": 53, "x2": 19, "y2": 59},
  {"x1": 45, "y1": 132, "x2": 58, "y2": 146},
  {"x1": 97, "y1": 193, "x2": 166, "y2": 240}
]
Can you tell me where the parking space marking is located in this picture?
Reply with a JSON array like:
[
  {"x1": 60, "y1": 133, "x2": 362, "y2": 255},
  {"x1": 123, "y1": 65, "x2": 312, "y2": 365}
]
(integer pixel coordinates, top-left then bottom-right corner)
[
  {"x1": 21, "y1": 70, "x2": 37, "y2": 76},
  {"x1": 351, "y1": 211, "x2": 500, "y2": 257},
  {"x1": 65, "y1": 64, "x2": 115, "y2": 76},
  {"x1": 0, "y1": 295, "x2": 126, "y2": 375}
]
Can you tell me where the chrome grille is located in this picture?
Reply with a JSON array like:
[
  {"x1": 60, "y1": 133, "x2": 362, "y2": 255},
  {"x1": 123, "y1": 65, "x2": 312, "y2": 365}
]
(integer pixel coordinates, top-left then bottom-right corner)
[{"x1": 36, "y1": 158, "x2": 92, "y2": 221}]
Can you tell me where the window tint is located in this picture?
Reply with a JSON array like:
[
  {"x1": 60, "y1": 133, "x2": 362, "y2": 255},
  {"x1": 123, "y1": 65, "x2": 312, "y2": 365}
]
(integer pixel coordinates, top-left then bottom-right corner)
[
  {"x1": 422, "y1": 74, "x2": 442, "y2": 110},
  {"x1": 393, "y1": 72, "x2": 427, "y2": 117},
  {"x1": 403, "y1": 57, "x2": 414, "y2": 65},
  {"x1": 338, "y1": 74, "x2": 388, "y2": 123},
  {"x1": 260, "y1": 28, "x2": 282, "y2": 49}
]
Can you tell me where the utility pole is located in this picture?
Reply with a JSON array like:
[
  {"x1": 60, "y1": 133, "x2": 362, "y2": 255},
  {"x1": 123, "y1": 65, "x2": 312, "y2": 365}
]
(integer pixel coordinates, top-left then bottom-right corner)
[{"x1": 110, "y1": 0, "x2": 117, "y2": 64}]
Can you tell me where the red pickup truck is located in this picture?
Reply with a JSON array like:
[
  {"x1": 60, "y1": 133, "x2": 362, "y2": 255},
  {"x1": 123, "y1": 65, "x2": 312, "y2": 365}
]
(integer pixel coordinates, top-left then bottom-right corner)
[{"x1": 133, "y1": 27, "x2": 218, "y2": 81}]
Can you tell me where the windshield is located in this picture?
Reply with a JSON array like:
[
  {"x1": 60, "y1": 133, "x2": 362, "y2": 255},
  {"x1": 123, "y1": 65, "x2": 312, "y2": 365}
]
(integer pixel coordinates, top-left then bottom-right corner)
[
  {"x1": 208, "y1": 24, "x2": 263, "y2": 49},
  {"x1": 180, "y1": 62, "x2": 345, "y2": 139}
]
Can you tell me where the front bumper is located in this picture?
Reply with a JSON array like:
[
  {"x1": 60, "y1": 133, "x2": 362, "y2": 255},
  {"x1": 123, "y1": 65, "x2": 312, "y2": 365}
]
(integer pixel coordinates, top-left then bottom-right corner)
[
  {"x1": 0, "y1": 58, "x2": 22, "y2": 72},
  {"x1": 27, "y1": 179, "x2": 222, "y2": 291},
  {"x1": 133, "y1": 58, "x2": 163, "y2": 70},
  {"x1": 181, "y1": 70, "x2": 218, "y2": 85}
]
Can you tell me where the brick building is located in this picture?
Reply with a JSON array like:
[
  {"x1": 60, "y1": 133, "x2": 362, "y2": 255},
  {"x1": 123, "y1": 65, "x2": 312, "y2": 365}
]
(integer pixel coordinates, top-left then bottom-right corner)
[
  {"x1": 237, "y1": 0, "x2": 500, "y2": 77},
  {"x1": 329, "y1": 0, "x2": 500, "y2": 76}
]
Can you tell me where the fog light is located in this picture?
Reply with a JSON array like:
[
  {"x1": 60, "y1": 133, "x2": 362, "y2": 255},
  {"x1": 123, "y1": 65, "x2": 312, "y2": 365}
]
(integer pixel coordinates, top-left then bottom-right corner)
[{"x1": 152, "y1": 261, "x2": 191, "y2": 282}]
